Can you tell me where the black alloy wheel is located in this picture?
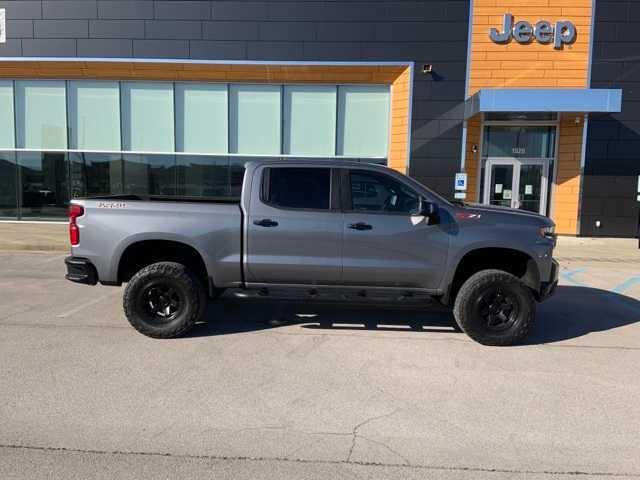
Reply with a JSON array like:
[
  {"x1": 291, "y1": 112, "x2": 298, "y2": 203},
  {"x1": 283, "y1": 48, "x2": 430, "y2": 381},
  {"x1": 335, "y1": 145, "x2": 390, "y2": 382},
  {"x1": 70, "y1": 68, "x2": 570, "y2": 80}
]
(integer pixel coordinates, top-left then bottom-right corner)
[{"x1": 453, "y1": 269, "x2": 535, "y2": 346}]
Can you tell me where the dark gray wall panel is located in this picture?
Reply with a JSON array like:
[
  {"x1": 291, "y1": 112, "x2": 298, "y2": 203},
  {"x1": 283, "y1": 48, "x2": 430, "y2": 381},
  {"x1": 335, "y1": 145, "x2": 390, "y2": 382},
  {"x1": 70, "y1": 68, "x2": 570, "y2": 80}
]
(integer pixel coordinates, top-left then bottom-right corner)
[
  {"x1": 0, "y1": 1, "x2": 42, "y2": 20},
  {"x1": 0, "y1": 0, "x2": 471, "y2": 200},
  {"x1": 132, "y1": 39, "x2": 189, "y2": 58},
  {"x1": 202, "y1": 21, "x2": 259, "y2": 41},
  {"x1": 77, "y1": 39, "x2": 133, "y2": 57},
  {"x1": 42, "y1": 1, "x2": 98, "y2": 20},
  {"x1": 34, "y1": 20, "x2": 89, "y2": 38},
  {"x1": 22, "y1": 39, "x2": 77, "y2": 56},
  {"x1": 583, "y1": 0, "x2": 640, "y2": 237},
  {"x1": 90, "y1": 20, "x2": 145, "y2": 39},
  {"x1": 145, "y1": 21, "x2": 202, "y2": 40},
  {"x1": 97, "y1": 1, "x2": 154, "y2": 20},
  {"x1": 5, "y1": 20, "x2": 34, "y2": 39},
  {"x1": 155, "y1": 1, "x2": 212, "y2": 21}
]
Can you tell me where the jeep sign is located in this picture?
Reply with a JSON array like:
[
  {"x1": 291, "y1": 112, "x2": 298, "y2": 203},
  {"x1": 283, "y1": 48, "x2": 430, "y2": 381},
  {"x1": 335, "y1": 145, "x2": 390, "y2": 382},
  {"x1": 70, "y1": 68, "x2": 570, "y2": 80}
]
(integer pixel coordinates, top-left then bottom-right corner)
[{"x1": 489, "y1": 13, "x2": 576, "y2": 49}]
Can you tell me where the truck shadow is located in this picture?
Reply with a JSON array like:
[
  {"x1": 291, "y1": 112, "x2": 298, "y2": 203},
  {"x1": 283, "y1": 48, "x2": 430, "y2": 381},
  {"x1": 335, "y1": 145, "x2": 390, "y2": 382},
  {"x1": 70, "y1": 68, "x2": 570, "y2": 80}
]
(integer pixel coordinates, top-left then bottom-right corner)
[{"x1": 187, "y1": 286, "x2": 640, "y2": 345}]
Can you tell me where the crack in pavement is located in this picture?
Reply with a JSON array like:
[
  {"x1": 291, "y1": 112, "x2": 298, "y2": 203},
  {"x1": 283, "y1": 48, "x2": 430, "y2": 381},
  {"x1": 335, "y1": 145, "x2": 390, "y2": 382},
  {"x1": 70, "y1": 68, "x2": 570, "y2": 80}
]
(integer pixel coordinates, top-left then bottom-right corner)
[
  {"x1": 345, "y1": 408, "x2": 402, "y2": 463},
  {"x1": 1, "y1": 444, "x2": 638, "y2": 477}
]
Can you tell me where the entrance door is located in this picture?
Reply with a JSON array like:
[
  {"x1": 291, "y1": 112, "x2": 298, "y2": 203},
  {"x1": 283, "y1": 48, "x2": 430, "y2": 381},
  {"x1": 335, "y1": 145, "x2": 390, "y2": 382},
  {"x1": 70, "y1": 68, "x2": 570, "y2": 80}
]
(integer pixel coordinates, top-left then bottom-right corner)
[{"x1": 484, "y1": 159, "x2": 548, "y2": 214}]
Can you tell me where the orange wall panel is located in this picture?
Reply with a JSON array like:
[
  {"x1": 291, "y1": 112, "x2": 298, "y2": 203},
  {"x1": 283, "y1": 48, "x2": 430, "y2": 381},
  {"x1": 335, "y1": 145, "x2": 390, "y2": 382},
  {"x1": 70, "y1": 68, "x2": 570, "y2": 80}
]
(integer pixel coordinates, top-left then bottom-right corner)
[{"x1": 468, "y1": 0, "x2": 593, "y2": 96}]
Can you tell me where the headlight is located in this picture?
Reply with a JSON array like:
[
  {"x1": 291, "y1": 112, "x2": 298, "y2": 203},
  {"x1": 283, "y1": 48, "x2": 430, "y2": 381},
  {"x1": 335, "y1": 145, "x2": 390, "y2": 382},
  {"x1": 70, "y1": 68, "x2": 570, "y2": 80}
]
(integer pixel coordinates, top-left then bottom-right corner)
[{"x1": 539, "y1": 225, "x2": 555, "y2": 239}]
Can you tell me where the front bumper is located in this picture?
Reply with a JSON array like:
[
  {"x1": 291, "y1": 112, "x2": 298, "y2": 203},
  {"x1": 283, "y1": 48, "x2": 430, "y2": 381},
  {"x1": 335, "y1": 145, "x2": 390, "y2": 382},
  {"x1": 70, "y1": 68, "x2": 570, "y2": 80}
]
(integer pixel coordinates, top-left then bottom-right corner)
[
  {"x1": 65, "y1": 256, "x2": 98, "y2": 285},
  {"x1": 538, "y1": 259, "x2": 559, "y2": 301}
]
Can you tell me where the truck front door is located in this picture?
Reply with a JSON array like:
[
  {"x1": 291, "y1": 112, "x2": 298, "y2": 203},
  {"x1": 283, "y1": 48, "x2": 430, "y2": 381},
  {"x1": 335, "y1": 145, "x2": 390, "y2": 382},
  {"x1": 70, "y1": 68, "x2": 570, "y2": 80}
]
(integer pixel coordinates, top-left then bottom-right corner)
[
  {"x1": 341, "y1": 168, "x2": 449, "y2": 290},
  {"x1": 246, "y1": 166, "x2": 342, "y2": 285}
]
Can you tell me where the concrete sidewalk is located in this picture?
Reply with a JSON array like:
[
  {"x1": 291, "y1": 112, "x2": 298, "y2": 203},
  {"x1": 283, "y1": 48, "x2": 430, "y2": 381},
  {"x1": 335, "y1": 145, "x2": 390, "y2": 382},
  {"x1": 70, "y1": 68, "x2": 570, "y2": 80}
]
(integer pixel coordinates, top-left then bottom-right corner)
[
  {"x1": 0, "y1": 220, "x2": 638, "y2": 258},
  {"x1": 0, "y1": 221, "x2": 68, "y2": 251}
]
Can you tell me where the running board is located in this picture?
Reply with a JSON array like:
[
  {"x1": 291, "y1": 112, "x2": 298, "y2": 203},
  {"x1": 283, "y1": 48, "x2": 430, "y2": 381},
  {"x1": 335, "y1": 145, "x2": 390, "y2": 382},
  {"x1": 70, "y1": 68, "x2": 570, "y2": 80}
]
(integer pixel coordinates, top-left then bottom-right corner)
[{"x1": 228, "y1": 286, "x2": 438, "y2": 305}]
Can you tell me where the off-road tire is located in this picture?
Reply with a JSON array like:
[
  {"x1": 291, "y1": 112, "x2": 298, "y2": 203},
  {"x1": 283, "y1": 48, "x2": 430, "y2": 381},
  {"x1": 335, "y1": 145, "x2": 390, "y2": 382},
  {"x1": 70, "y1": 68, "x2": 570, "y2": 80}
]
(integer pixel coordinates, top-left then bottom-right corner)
[
  {"x1": 453, "y1": 269, "x2": 535, "y2": 346},
  {"x1": 123, "y1": 261, "x2": 206, "y2": 338}
]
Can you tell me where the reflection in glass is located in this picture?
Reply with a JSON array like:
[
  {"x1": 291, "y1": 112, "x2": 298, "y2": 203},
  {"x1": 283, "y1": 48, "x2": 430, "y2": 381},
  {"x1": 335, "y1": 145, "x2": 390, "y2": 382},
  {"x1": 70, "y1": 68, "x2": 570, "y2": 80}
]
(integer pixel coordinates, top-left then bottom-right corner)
[
  {"x1": 482, "y1": 126, "x2": 556, "y2": 158},
  {"x1": 123, "y1": 154, "x2": 176, "y2": 196},
  {"x1": 0, "y1": 151, "x2": 17, "y2": 218},
  {"x1": 489, "y1": 164, "x2": 514, "y2": 208},
  {"x1": 18, "y1": 151, "x2": 69, "y2": 218},
  {"x1": 229, "y1": 157, "x2": 248, "y2": 198},
  {"x1": 69, "y1": 152, "x2": 124, "y2": 197},
  {"x1": 518, "y1": 164, "x2": 543, "y2": 213},
  {"x1": 176, "y1": 155, "x2": 230, "y2": 198}
]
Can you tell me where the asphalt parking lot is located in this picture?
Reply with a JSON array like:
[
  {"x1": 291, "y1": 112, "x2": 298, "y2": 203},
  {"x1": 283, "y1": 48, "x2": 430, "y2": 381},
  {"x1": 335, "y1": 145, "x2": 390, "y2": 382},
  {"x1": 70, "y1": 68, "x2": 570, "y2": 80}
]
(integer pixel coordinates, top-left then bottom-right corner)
[{"x1": 1, "y1": 250, "x2": 639, "y2": 479}]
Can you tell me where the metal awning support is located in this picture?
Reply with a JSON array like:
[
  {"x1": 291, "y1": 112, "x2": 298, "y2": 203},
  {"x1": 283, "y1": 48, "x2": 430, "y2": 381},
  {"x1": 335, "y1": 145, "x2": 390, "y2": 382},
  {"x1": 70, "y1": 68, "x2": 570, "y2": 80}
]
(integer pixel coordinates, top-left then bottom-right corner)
[{"x1": 464, "y1": 88, "x2": 623, "y2": 119}]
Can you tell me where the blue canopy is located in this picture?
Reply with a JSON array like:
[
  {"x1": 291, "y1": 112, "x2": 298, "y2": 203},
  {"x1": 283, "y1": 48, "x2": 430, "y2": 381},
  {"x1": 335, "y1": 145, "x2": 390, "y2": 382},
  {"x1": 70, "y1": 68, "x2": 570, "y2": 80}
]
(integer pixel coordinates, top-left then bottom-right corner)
[{"x1": 464, "y1": 88, "x2": 622, "y2": 119}]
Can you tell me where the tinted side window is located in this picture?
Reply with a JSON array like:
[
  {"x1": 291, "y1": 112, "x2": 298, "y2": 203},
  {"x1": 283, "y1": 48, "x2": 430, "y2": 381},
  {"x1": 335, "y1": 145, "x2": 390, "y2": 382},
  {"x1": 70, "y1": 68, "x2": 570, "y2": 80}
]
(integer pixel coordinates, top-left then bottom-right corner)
[
  {"x1": 349, "y1": 170, "x2": 419, "y2": 214},
  {"x1": 264, "y1": 167, "x2": 331, "y2": 210}
]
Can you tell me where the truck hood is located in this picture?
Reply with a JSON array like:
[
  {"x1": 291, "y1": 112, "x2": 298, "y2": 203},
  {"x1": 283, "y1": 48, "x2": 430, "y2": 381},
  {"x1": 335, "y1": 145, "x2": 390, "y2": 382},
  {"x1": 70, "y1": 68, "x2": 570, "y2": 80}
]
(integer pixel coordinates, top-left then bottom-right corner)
[{"x1": 461, "y1": 203, "x2": 554, "y2": 226}]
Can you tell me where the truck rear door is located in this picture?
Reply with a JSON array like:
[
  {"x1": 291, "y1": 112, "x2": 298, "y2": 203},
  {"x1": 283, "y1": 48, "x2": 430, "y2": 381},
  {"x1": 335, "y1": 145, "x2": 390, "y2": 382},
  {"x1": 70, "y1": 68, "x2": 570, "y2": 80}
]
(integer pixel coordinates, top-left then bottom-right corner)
[{"x1": 245, "y1": 165, "x2": 342, "y2": 285}]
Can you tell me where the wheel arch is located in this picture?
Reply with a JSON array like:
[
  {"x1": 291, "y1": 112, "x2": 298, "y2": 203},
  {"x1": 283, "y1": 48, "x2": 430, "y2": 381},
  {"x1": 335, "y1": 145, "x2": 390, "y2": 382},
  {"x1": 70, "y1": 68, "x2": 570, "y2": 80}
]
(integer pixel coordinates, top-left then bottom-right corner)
[
  {"x1": 116, "y1": 238, "x2": 210, "y2": 291},
  {"x1": 442, "y1": 247, "x2": 540, "y2": 306}
]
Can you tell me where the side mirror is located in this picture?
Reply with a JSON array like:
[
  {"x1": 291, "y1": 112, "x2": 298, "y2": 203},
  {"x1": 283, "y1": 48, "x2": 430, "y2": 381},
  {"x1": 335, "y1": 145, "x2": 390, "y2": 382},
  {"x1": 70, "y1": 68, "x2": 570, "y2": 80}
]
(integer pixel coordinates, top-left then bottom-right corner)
[{"x1": 419, "y1": 198, "x2": 438, "y2": 217}]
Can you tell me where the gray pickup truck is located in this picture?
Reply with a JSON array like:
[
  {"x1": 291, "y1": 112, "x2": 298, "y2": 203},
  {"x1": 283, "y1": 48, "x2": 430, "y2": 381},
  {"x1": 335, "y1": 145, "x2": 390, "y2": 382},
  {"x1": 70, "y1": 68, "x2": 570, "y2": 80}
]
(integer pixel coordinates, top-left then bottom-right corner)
[{"x1": 65, "y1": 159, "x2": 558, "y2": 346}]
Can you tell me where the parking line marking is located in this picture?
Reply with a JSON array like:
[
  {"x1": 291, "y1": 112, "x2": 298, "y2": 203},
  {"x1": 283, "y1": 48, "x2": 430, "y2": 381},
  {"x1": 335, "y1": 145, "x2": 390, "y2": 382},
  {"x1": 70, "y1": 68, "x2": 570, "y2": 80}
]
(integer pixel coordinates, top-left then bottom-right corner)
[
  {"x1": 56, "y1": 289, "x2": 121, "y2": 318},
  {"x1": 612, "y1": 276, "x2": 640, "y2": 294},
  {"x1": 560, "y1": 267, "x2": 587, "y2": 287}
]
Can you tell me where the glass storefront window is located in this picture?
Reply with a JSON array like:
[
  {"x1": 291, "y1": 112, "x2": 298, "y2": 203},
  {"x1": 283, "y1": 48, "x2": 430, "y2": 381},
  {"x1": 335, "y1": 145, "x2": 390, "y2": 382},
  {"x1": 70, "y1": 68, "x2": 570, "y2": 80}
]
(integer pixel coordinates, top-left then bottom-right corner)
[
  {"x1": 0, "y1": 151, "x2": 17, "y2": 219},
  {"x1": 176, "y1": 155, "x2": 230, "y2": 198},
  {"x1": 69, "y1": 152, "x2": 124, "y2": 197},
  {"x1": 0, "y1": 79, "x2": 393, "y2": 219},
  {"x1": 485, "y1": 112, "x2": 557, "y2": 122},
  {"x1": 18, "y1": 151, "x2": 69, "y2": 219},
  {"x1": 123, "y1": 153, "x2": 176, "y2": 196},
  {"x1": 175, "y1": 83, "x2": 228, "y2": 155},
  {"x1": 15, "y1": 80, "x2": 67, "y2": 150},
  {"x1": 482, "y1": 126, "x2": 556, "y2": 158},
  {"x1": 68, "y1": 81, "x2": 121, "y2": 151},
  {"x1": 337, "y1": 85, "x2": 390, "y2": 157},
  {"x1": 283, "y1": 85, "x2": 337, "y2": 156},
  {"x1": 121, "y1": 82, "x2": 175, "y2": 153},
  {"x1": 0, "y1": 81, "x2": 15, "y2": 149},
  {"x1": 229, "y1": 85, "x2": 281, "y2": 155}
]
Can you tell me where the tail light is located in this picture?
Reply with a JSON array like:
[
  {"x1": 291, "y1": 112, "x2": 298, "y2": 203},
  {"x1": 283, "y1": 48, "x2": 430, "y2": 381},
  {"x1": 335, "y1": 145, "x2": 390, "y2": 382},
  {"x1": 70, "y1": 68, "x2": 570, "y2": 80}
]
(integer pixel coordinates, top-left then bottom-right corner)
[{"x1": 69, "y1": 204, "x2": 84, "y2": 246}]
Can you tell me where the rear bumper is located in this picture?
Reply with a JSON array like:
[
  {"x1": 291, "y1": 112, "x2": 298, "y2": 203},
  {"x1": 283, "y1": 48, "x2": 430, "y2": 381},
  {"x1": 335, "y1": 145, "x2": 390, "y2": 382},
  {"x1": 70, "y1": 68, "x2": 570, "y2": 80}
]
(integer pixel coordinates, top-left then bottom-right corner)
[
  {"x1": 65, "y1": 256, "x2": 98, "y2": 285},
  {"x1": 538, "y1": 259, "x2": 559, "y2": 301}
]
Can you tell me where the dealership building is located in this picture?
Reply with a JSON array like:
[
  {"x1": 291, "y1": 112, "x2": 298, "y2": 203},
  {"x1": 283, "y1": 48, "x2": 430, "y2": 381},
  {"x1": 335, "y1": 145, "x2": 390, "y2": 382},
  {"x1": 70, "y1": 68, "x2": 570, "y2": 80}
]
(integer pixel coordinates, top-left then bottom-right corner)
[{"x1": 0, "y1": 0, "x2": 636, "y2": 237}]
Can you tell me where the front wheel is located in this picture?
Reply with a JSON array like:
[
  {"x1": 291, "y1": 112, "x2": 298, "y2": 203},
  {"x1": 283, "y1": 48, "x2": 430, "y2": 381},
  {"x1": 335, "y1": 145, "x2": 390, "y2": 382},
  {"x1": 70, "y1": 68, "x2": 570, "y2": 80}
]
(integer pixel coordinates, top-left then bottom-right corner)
[
  {"x1": 453, "y1": 269, "x2": 535, "y2": 346},
  {"x1": 123, "y1": 261, "x2": 206, "y2": 338}
]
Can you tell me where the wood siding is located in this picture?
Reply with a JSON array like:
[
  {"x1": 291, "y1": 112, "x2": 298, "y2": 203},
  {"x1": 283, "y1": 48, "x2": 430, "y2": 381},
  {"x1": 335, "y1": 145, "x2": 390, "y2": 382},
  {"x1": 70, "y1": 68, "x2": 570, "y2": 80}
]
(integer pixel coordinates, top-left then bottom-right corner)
[
  {"x1": 468, "y1": 0, "x2": 593, "y2": 95},
  {"x1": 553, "y1": 114, "x2": 584, "y2": 235},
  {"x1": 0, "y1": 60, "x2": 411, "y2": 173}
]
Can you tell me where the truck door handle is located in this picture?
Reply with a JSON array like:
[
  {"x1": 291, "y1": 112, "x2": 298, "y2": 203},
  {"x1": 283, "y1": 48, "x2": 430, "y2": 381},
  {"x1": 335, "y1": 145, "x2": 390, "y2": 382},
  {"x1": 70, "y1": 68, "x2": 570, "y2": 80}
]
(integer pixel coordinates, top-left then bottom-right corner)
[
  {"x1": 254, "y1": 218, "x2": 279, "y2": 228},
  {"x1": 348, "y1": 222, "x2": 373, "y2": 231}
]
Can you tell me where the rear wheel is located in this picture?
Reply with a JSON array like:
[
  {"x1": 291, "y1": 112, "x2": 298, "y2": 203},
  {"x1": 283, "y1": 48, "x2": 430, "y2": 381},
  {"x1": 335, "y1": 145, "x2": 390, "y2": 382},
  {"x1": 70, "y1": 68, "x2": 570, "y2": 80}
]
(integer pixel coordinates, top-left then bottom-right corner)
[
  {"x1": 453, "y1": 269, "x2": 535, "y2": 346},
  {"x1": 123, "y1": 261, "x2": 206, "y2": 338}
]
